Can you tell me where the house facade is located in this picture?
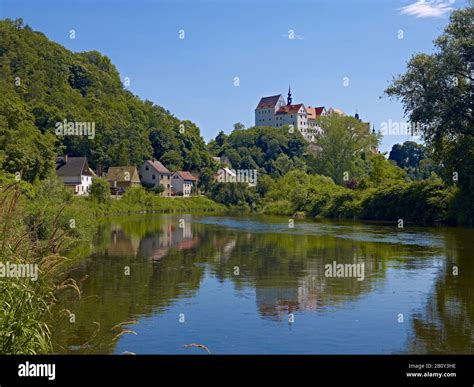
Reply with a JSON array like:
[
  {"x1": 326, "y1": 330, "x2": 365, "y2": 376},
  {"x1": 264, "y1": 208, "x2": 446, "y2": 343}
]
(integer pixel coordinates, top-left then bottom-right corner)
[
  {"x1": 172, "y1": 171, "x2": 198, "y2": 197},
  {"x1": 139, "y1": 159, "x2": 172, "y2": 197},
  {"x1": 107, "y1": 166, "x2": 141, "y2": 195},
  {"x1": 56, "y1": 156, "x2": 96, "y2": 195}
]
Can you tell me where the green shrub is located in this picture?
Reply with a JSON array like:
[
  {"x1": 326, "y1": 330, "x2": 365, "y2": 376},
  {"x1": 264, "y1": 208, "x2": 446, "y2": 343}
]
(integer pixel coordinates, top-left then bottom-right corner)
[
  {"x1": 262, "y1": 200, "x2": 295, "y2": 216},
  {"x1": 89, "y1": 177, "x2": 111, "y2": 205}
]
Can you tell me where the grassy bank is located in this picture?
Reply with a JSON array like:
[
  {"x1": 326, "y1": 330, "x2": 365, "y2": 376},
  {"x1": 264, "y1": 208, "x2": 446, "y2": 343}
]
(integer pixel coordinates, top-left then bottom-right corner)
[{"x1": 105, "y1": 187, "x2": 226, "y2": 215}]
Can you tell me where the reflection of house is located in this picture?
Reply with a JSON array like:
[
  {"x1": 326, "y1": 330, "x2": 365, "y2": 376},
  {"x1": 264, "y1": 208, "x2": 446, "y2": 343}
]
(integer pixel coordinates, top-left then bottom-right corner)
[
  {"x1": 56, "y1": 156, "x2": 96, "y2": 196},
  {"x1": 138, "y1": 216, "x2": 199, "y2": 261},
  {"x1": 172, "y1": 171, "x2": 198, "y2": 197},
  {"x1": 106, "y1": 227, "x2": 141, "y2": 257},
  {"x1": 255, "y1": 265, "x2": 324, "y2": 320},
  {"x1": 107, "y1": 166, "x2": 140, "y2": 195},
  {"x1": 256, "y1": 287, "x2": 300, "y2": 321},
  {"x1": 139, "y1": 159, "x2": 172, "y2": 197}
]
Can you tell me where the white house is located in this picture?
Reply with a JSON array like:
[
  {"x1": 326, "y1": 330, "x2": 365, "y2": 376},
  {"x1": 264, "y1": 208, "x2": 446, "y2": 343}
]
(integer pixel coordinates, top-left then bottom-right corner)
[
  {"x1": 55, "y1": 156, "x2": 96, "y2": 195},
  {"x1": 171, "y1": 171, "x2": 198, "y2": 197},
  {"x1": 139, "y1": 159, "x2": 172, "y2": 196}
]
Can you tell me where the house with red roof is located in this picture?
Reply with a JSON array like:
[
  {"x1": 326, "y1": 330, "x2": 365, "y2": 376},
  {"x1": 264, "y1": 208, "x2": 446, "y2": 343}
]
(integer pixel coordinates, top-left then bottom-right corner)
[{"x1": 171, "y1": 171, "x2": 198, "y2": 197}]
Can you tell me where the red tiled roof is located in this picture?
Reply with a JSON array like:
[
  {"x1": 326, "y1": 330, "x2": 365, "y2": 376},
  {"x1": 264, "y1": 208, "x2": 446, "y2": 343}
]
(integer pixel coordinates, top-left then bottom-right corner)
[
  {"x1": 256, "y1": 95, "x2": 282, "y2": 109},
  {"x1": 306, "y1": 107, "x2": 317, "y2": 120},
  {"x1": 176, "y1": 171, "x2": 198, "y2": 181},
  {"x1": 315, "y1": 106, "x2": 325, "y2": 116},
  {"x1": 306, "y1": 106, "x2": 325, "y2": 120},
  {"x1": 276, "y1": 104, "x2": 305, "y2": 114}
]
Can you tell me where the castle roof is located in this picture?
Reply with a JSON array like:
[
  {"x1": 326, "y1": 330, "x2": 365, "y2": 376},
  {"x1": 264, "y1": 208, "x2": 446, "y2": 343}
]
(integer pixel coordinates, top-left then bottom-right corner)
[
  {"x1": 306, "y1": 106, "x2": 325, "y2": 120},
  {"x1": 276, "y1": 104, "x2": 305, "y2": 114},
  {"x1": 256, "y1": 95, "x2": 283, "y2": 109}
]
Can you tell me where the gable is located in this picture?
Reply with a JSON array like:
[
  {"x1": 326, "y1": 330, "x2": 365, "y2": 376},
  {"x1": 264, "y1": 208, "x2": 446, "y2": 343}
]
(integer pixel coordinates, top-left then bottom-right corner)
[{"x1": 256, "y1": 95, "x2": 284, "y2": 110}]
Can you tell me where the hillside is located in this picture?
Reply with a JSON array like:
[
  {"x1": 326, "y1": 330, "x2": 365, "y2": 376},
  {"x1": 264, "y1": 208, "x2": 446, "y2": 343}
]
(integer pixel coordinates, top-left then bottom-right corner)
[{"x1": 0, "y1": 18, "x2": 213, "y2": 181}]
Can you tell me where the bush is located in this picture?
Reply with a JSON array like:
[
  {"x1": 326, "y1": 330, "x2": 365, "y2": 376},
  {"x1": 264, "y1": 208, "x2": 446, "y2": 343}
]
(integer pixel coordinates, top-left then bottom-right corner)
[
  {"x1": 262, "y1": 200, "x2": 295, "y2": 216},
  {"x1": 89, "y1": 177, "x2": 111, "y2": 205},
  {"x1": 259, "y1": 171, "x2": 455, "y2": 224},
  {"x1": 360, "y1": 179, "x2": 451, "y2": 222},
  {"x1": 209, "y1": 182, "x2": 258, "y2": 208}
]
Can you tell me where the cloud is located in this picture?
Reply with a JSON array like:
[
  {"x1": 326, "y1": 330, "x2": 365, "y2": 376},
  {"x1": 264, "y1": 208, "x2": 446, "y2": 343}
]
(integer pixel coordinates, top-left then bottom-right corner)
[{"x1": 399, "y1": 0, "x2": 455, "y2": 18}]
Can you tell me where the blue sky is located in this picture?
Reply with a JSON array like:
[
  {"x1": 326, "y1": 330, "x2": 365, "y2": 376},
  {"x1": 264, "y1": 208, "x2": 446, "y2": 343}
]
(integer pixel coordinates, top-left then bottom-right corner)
[{"x1": 1, "y1": 0, "x2": 465, "y2": 153}]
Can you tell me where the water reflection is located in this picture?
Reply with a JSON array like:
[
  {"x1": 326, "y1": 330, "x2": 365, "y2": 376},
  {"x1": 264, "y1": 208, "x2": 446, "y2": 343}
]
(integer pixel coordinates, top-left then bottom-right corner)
[
  {"x1": 408, "y1": 228, "x2": 474, "y2": 353},
  {"x1": 51, "y1": 214, "x2": 474, "y2": 354}
]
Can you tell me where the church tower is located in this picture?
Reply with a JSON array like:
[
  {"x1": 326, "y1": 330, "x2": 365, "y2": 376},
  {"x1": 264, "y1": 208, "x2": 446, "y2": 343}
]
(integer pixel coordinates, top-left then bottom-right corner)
[{"x1": 287, "y1": 85, "x2": 292, "y2": 105}]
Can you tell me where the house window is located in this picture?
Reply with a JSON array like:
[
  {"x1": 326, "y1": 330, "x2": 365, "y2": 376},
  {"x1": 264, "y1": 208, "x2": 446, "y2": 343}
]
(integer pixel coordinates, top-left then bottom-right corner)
[
  {"x1": 152, "y1": 174, "x2": 155, "y2": 180},
  {"x1": 145, "y1": 166, "x2": 149, "y2": 171}
]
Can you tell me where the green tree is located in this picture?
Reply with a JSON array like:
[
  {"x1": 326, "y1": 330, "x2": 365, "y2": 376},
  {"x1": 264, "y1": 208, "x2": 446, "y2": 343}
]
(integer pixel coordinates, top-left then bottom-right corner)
[
  {"x1": 314, "y1": 114, "x2": 377, "y2": 184},
  {"x1": 389, "y1": 141, "x2": 426, "y2": 169},
  {"x1": 367, "y1": 154, "x2": 406, "y2": 186},
  {"x1": 161, "y1": 150, "x2": 183, "y2": 171},
  {"x1": 89, "y1": 177, "x2": 111, "y2": 205},
  {"x1": 197, "y1": 167, "x2": 216, "y2": 192},
  {"x1": 385, "y1": 6, "x2": 474, "y2": 222}
]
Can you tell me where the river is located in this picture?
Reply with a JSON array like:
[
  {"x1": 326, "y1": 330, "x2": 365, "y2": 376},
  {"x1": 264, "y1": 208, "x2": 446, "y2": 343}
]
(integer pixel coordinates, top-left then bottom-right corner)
[{"x1": 51, "y1": 214, "x2": 474, "y2": 354}]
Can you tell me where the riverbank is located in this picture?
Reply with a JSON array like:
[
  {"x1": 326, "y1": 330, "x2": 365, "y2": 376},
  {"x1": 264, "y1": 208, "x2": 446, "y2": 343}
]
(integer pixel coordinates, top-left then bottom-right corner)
[{"x1": 208, "y1": 171, "x2": 471, "y2": 226}]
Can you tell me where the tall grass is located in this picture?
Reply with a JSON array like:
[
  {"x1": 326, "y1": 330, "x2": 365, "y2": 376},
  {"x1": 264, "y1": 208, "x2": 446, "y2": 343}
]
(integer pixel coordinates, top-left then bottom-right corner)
[{"x1": 0, "y1": 182, "x2": 78, "y2": 354}]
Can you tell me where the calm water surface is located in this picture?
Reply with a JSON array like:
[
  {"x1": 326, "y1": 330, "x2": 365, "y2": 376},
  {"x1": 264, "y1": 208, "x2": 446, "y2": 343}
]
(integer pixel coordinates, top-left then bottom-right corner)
[{"x1": 51, "y1": 214, "x2": 474, "y2": 354}]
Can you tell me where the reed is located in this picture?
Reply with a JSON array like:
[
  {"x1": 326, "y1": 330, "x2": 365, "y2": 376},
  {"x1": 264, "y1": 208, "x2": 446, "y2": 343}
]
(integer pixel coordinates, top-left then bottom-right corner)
[{"x1": 0, "y1": 182, "x2": 77, "y2": 354}]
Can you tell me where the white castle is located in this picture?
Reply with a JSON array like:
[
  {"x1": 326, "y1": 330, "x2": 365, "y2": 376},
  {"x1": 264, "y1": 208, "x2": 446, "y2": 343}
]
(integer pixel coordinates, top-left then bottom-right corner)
[{"x1": 255, "y1": 87, "x2": 346, "y2": 142}]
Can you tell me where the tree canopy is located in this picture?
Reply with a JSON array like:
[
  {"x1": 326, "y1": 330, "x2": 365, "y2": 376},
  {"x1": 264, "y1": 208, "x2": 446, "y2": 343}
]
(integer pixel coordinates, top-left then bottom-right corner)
[{"x1": 0, "y1": 19, "x2": 213, "y2": 182}]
